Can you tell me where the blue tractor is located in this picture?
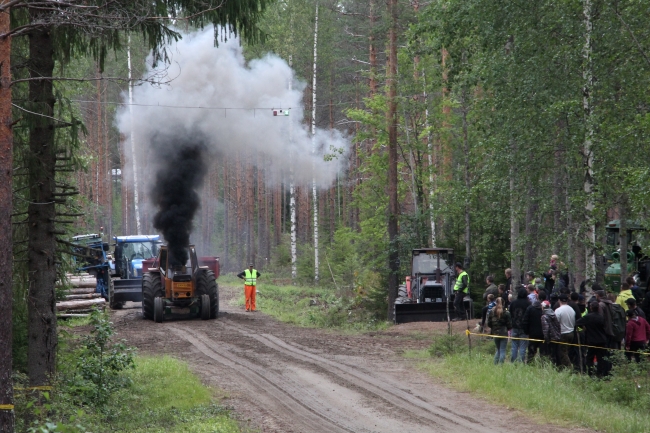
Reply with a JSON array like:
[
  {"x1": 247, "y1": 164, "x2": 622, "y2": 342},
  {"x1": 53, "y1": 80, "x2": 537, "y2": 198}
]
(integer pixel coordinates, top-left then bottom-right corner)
[
  {"x1": 111, "y1": 235, "x2": 161, "y2": 309},
  {"x1": 69, "y1": 233, "x2": 112, "y2": 301}
]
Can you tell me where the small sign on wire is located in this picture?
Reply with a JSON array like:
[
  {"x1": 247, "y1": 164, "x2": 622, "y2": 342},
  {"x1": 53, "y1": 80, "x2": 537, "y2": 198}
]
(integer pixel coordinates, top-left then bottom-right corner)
[{"x1": 273, "y1": 109, "x2": 290, "y2": 116}]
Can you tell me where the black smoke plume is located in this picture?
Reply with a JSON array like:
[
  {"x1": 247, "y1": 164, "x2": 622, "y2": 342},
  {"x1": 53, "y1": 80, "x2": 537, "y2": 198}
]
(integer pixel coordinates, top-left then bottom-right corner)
[{"x1": 151, "y1": 133, "x2": 208, "y2": 266}]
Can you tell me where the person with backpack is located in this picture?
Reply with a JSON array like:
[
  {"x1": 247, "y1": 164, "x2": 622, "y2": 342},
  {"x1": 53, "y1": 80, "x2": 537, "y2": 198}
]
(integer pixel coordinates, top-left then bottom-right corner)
[
  {"x1": 625, "y1": 309, "x2": 650, "y2": 363},
  {"x1": 509, "y1": 288, "x2": 530, "y2": 363},
  {"x1": 487, "y1": 297, "x2": 512, "y2": 364},
  {"x1": 541, "y1": 300, "x2": 562, "y2": 365},
  {"x1": 576, "y1": 302, "x2": 611, "y2": 376},
  {"x1": 523, "y1": 290, "x2": 547, "y2": 363},
  {"x1": 595, "y1": 289, "x2": 625, "y2": 349}
]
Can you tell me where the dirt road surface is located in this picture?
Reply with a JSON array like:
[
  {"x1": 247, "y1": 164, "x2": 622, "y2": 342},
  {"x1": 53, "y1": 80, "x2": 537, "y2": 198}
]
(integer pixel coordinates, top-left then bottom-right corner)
[{"x1": 112, "y1": 286, "x2": 594, "y2": 433}]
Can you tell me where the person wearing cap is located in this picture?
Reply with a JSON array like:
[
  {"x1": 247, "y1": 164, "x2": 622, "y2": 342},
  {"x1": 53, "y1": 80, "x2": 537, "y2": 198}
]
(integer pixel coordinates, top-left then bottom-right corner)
[
  {"x1": 624, "y1": 309, "x2": 650, "y2": 363},
  {"x1": 237, "y1": 264, "x2": 261, "y2": 312},
  {"x1": 523, "y1": 291, "x2": 546, "y2": 362},
  {"x1": 555, "y1": 294, "x2": 576, "y2": 368},
  {"x1": 540, "y1": 299, "x2": 562, "y2": 365}
]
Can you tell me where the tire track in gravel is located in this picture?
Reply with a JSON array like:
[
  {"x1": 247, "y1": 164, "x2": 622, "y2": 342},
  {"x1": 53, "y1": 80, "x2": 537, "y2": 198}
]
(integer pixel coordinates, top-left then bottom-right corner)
[
  {"x1": 216, "y1": 319, "x2": 498, "y2": 433},
  {"x1": 168, "y1": 325, "x2": 354, "y2": 433}
]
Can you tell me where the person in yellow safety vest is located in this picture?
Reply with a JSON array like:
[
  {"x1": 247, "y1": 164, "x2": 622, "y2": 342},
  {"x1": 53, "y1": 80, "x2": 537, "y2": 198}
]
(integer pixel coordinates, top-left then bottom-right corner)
[
  {"x1": 237, "y1": 264, "x2": 261, "y2": 312},
  {"x1": 453, "y1": 262, "x2": 469, "y2": 321}
]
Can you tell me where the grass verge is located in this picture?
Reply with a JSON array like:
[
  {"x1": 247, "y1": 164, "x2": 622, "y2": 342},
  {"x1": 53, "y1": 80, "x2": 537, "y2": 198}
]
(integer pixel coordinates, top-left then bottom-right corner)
[
  {"x1": 220, "y1": 273, "x2": 388, "y2": 332},
  {"x1": 417, "y1": 336, "x2": 650, "y2": 433},
  {"x1": 17, "y1": 355, "x2": 244, "y2": 433}
]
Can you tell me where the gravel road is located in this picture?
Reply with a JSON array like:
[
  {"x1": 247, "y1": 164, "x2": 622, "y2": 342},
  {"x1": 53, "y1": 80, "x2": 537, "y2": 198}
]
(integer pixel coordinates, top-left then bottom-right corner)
[{"x1": 112, "y1": 285, "x2": 594, "y2": 433}]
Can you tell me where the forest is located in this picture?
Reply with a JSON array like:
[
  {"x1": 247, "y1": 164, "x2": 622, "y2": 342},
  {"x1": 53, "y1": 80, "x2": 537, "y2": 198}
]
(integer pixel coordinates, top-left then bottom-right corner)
[{"x1": 2, "y1": 0, "x2": 650, "y2": 431}]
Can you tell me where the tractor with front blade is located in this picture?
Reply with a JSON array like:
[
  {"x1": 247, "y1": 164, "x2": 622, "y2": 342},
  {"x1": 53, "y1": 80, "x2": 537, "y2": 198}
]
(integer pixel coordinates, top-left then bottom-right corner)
[
  {"x1": 394, "y1": 248, "x2": 473, "y2": 324},
  {"x1": 141, "y1": 244, "x2": 219, "y2": 322},
  {"x1": 110, "y1": 235, "x2": 161, "y2": 309}
]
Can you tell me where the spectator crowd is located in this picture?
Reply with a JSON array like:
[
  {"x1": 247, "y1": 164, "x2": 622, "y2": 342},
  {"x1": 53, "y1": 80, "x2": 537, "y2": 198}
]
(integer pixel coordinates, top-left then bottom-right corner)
[{"x1": 479, "y1": 255, "x2": 650, "y2": 376}]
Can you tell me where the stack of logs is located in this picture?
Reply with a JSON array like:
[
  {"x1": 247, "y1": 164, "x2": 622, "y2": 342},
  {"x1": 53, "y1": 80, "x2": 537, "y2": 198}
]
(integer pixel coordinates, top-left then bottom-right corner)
[{"x1": 56, "y1": 273, "x2": 106, "y2": 318}]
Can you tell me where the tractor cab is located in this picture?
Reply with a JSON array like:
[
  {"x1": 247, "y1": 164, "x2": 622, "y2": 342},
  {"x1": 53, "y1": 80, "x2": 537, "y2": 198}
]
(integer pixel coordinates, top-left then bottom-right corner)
[
  {"x1": 395, "y1": 248, "x2": 470, "y2": 323},
  {"x1": 113, "y1": 235, "x2": 161, "y2": 279},
  {"x1": 604, "y1": 220, "x2": 650, "y2": 292}
]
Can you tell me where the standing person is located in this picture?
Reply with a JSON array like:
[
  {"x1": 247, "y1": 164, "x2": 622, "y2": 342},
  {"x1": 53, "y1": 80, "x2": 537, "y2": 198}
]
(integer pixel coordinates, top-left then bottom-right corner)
[
  {"x1": 237, "y1": 263, "x2": 261, "y2": 312},
  {"x1": 625, "y1": 297, "x2": 646, "y2": 320},
  {"x1": 616, "y1": 282, "x2": 635, "y2": 310},
  {"x1": 453, "y1": 262, "x2": 469, "y2": 321},
  {"x1": 504, "y1": 268, "x2": 512, "y2": 295},
  {"x1": 487, "y1": 298, "x2": 512, "y2": 364},
  {"x1": 483, "y1": 275, "x2": 498, "y2": 301},
  {"x1": 594, "y1": 289, "x2": 616, "y2": 347},
  {"x1": 526, "y1": 284, "x2": 537, "y2": 304},
  {"x1": 576, "y1": 302, "x2": 611, "y2": 376},
  {"x1": 625, "y1": 309, "x2": 650, "y2": 362},
  {"x1": 543, "y1": 268, "x2": 556, "y2": 294},
  {"x1": 523, "y1": 291, "x2": 546, "y2": 362},
  {"x1": 554, "y1": 294, "x2": 576, "y2": 368},
  {"x1": 541, "y1": 300, "x2": 562, "y2": 365},
  {"x1": 524, "y1": 271, "x2": 535, "y2": 287},
  {"x1": 626, "y1": 276, "x2": 643, "y2": 301},
  {"x1": 509, "y1": 288, "x2": 530, "y2": 363},
  {"x1": 481, "y1": 293, "x2": 497, "y2": 331}
]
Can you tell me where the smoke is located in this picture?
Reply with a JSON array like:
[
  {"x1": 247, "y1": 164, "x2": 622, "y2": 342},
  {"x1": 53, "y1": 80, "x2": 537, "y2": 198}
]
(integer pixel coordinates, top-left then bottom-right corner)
[
  {"x1": 150, "y1": 132, "x2": 208, "y2": 266},
  {"x1": 117, "y1": 26, "x2": 348, "y2": 188}
]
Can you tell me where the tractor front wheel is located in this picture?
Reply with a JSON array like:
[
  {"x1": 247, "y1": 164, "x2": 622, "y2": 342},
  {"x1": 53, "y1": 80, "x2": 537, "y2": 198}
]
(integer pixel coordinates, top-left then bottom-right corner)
[
  {"x1": 200, "y1": 294, "x2": 211, "y2": 320},
  {"x1": 195, "y1": 270, "x2": 219, "y2": 319},
  {"x1": 108, "y1": 278, "x2": 124, "y2": 310},
  {"x1": 142, "y1": 272, "x2": 163, "y2": 320},
  {"x1": 154, "y1": 297, "x2": 164, "y2": 323}
]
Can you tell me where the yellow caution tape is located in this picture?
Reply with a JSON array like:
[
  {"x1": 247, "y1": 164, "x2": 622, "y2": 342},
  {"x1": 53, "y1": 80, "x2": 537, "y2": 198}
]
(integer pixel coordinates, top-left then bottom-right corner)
[
  {"x1": 14, "y1": 386, "x2": 53, "y2": 391},
  {"x1": 466, "y1": 331, "x2": 650, "y2": 356},
  {"x1": 0, "y1": 405, "x2": 14, "y2": 410}
]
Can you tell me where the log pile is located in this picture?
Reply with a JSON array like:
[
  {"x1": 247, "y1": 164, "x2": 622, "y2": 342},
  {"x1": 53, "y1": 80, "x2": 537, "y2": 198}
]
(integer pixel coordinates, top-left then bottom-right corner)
[{"x1": 56, "y1": 273, "x2": 106, "y2": 317}]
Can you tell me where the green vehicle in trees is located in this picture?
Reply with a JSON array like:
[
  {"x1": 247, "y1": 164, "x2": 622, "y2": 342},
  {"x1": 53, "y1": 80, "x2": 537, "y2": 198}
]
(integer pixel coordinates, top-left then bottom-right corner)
[{"x1": 604, "y1": 220, "x2": 650, "y2": 293}]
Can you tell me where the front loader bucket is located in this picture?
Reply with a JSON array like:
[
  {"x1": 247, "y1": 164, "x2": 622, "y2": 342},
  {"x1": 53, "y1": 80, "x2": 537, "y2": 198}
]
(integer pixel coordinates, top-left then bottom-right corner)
[
  {"x1": 113, "y1": 278, "x2": 143, "y2": 303},
  {"x1": 394, "y1": 302, "x2": 450, "y2": 324}
]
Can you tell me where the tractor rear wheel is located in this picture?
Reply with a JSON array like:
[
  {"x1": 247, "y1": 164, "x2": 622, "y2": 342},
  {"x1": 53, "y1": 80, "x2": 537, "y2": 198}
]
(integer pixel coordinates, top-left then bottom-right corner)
[
  {"x1": 195, "y1": 269, "x2": 219, "y2": 319},
  {"x1": 154, "y1": 297, "x2": 164, "y2": 323},
  {"x1": 142, "y1": 272, "x2": 163, "y2": 320},
  {"x1": 200, "y1": 294, "x2": 211, "y2": 320}
]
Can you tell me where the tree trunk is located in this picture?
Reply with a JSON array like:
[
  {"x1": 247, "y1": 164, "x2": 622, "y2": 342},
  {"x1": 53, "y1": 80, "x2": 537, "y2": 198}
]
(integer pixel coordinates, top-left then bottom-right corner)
[
  {"x1": 510, "y1": 143, "x2": 521, "y2": 289},
  {"x1": 583, "y1": 0, "x2": 596, "y2": 283},
  {"x1": 127, "y1": 36, "x2": 141, "y2": 235},
  {"x1": 386, "y1": 0, "x2": 399, "y2": 321},
  {"x1": 0, "y1": 3, "x2": 13, "y2": 429},
  {"x1": 461, "y1": 90, "x2": 471, "y2": 267},
  {"x1": 289, "y1": 56, "x2": 297, "y2": 280},
  {"x1": 311, "y1": 3, "x2": 319, "y2": 282},
  {"x1": 27, "y1": 21, "x2": 58, "y2": 387},
  {"x1": 619, "y1": 205, "x2": 627, "y2": 288}
]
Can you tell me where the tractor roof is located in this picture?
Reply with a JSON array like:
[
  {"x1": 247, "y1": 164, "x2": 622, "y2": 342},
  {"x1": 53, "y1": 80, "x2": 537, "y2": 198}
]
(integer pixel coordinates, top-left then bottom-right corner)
[
  {"x1": 606, "y1": 220, "x2": 645, "y2": 231},
  {"x1": 412, "y1": 248, "x2": 453, "y2": 254},
  {"x1": 114, "y1": 235, "x2": 161, "y2": 243}
]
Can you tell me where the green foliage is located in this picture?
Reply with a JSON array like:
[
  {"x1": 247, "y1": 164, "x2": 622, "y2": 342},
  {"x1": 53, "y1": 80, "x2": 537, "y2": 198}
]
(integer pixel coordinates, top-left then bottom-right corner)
[
  {"x1": 230, "y1": 278, "x2": 388, "y2": 331},
  {"x1": 64, "y1": 310, "x2": 135, "y2": 406},
  {"x1": 16, "y1": 355, "x2": 242, "y2": 433},
  {"x1": 419, "y1": 350, "x2": 650, "y2": 433}
]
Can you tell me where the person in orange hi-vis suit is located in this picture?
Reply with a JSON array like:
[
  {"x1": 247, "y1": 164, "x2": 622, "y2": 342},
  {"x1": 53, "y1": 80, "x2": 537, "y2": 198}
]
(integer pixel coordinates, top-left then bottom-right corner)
[{"x1": 237, "y1": 264, "x2": 261, "y2": 312}]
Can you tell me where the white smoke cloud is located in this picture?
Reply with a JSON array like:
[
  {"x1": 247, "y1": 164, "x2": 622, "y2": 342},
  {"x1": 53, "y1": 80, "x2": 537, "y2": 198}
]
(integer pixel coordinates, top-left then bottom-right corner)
[{"x1": 116, "y1": 27, "x2": 348, "y2": 191}]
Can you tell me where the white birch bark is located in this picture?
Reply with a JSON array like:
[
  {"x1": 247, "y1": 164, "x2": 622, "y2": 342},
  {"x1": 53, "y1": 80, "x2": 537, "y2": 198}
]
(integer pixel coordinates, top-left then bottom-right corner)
[
  {"x1": 583, "y1": 0, "x2": 595, "y2": 282},
  {"x1": 311, "y1": 3, "x2": 319, "y2": 282},
  {"x1": 289, "y1": 54, "x2": 297, "y2": 280},
  {"x1": 127, "y1": 35, "x2": 142, "y2": 235},
  {"x1": 423, "y1": 70, "x2": 435, "y2": 247}
]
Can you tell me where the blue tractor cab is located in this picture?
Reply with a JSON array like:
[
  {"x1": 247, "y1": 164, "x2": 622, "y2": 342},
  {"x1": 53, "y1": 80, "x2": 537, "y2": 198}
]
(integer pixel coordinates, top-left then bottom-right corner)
[{"x1": 110, "y1": 235, "x2": 161, "y2": 309}]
